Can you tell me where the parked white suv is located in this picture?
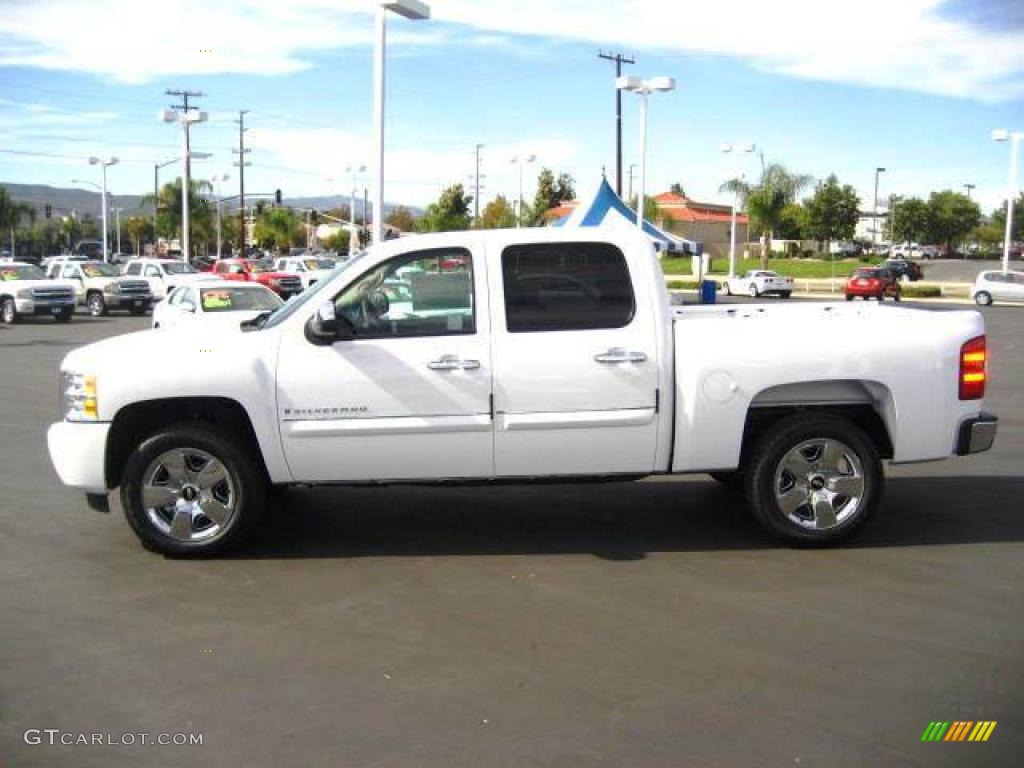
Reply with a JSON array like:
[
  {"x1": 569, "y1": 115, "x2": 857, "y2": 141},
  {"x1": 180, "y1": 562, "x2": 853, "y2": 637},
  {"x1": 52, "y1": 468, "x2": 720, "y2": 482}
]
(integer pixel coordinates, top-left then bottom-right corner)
[
  {"x1": 272, "y1": 256, "x2": 338, "y2": 289},
  {"x1": 0, "y1": 262, "x2": 77, "y2": 323},
  {"x1": 121, "y1": 258, "x2": 216, "y2": 300},
  {"x1": 45, "y1": 258, "x2": 153, "y2": 316},
  {"x1": 973, "y1": 270, "x2": 1024, "y2": 306}
]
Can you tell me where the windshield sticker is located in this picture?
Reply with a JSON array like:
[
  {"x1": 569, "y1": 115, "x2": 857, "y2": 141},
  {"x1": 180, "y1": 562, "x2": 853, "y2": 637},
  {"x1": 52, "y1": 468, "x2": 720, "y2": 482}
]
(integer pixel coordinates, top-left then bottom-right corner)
[
  {"x1": 1, "y1": 270, "x2": 19, "y2": 281},
  {"x1": 202, "y1": 290, "x2": 233, "y2": 310}
]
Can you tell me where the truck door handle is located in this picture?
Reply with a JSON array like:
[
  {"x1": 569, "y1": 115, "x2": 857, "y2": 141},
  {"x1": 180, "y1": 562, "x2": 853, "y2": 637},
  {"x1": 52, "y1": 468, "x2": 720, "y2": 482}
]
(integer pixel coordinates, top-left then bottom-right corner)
[
  {"x1": 594, "y1": 347, "x2": 648, "y2": 364},
  {"x1": 428, "y1": 355, "x2": 481, "y2": 371}
]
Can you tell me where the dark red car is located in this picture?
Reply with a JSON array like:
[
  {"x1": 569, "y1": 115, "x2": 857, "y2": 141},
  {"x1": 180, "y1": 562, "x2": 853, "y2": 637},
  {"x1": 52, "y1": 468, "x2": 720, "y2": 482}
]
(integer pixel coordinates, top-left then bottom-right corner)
[
  {"x1": 845, "y1": 268, "x2": 901, "y2": 302},
  {"x1": 212, "y1": 259, "x2": 303, "y2": 298}
]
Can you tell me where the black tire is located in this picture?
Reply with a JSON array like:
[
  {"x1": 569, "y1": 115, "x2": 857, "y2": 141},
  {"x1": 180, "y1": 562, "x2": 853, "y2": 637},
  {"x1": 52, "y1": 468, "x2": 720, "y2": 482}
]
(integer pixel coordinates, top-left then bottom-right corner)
[
  {"x1": 129, "y1": 306, "x2": 149, "y2": 316},
  {"x1": 1, "y1": 296, "x2": 18, "y2": 324},
  {"x1": 86, "y1": 291, "x2": 107, "y2": 317},
  {"x1": 55, "y1": 306, "x2": 74, "y2": 323},
  {"x1": 744, "y1": 412, "x2": 883, "y2": 546},
  {"x1": 876, "y1": 293, "x2": 885, "y2": 302},
  {"x1": 709, "y1": 471, "x2": 744, "y2": 491},
  {"x1": 975, "y1": 291, "x2": 992, "y2": 307},
  {"x1": 120, "y1": 423, "x2": 266, "y2": 556},
  {"x1": 844, "y1": 294, "x2": 854, "y2": 301},
  {"x1": 893, "y1": 292, "x2": 901, "y2": 302},
  {"x1": 780, "y1": 291, "x2": 792, "y2": 299}
]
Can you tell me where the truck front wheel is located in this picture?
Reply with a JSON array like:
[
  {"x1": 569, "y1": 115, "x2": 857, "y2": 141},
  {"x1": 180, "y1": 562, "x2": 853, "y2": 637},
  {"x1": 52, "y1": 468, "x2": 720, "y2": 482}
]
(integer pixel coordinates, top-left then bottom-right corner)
[
  {"x1": 745, "y1": 413, "x2": 882, "y2": 546},
  {"x1": 120, "y1": 423, "x2": 266, "y2": 556},
  {"x1": 86, "y1": 291, "x2": 107, "y2": 317}
]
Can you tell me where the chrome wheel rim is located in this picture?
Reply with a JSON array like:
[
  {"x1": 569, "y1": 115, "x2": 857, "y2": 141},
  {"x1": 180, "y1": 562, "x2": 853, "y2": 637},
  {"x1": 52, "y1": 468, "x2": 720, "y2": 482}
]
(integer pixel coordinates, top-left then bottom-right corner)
[
  {"x1": 88, "y1": 295, "x2": 103, "y2": 315},
  {"x1": 2, "y1": 301, "x2": 13, "y2": 322},
  {"x1": 748, "y1": 285, "x2": 757, "y2": 297},
  {"x1": 141, "y1": 448, "x2": 236, "y2": 542},
  {"x1": 773, "y1": 438, "x2": 865, "y2": 530}
]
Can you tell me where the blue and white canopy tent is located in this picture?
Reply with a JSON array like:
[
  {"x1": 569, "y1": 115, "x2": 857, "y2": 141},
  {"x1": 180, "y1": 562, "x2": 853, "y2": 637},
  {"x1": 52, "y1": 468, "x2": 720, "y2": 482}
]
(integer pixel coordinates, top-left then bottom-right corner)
[{"x1": 549, "y1": 177, "x2": 703, "y2": 256}]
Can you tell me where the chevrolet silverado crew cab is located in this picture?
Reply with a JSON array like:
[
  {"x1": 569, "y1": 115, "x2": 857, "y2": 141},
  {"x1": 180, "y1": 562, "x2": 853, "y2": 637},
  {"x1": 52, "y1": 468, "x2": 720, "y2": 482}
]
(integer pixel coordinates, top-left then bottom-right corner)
[
  {"x1": 212, "y1": 258, "x2": 303, "y2": 299},
  {"x1": 47, "y1": 229, "x2": 998, "y2": 556},
  {"x1": 122, "y1": 257, "x2": 215, "y2": 300},
  {"x1": 45, "y1": 258, "x2": 153, "y2": 316},
  {"x1": 1, "y1": 262, "x2": 77, "y2": 323}
]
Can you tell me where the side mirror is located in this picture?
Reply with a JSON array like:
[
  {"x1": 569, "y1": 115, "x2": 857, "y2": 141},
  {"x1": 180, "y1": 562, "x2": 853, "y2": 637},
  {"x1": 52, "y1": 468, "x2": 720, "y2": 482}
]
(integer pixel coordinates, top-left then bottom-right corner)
[{"x1": 305, "y1": 301, "x2": 354, "y2": 345}]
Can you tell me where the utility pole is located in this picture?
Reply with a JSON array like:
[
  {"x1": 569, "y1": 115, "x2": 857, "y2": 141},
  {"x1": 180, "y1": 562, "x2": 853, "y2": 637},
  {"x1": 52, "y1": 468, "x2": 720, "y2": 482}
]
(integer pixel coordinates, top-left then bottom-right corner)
[
  {"x1": 598, "y1": 50, "x2": 635, "y2": 197},
  {"x1": 472, "y1": 144, "x2": 484, "y2": 225},
  {"x1": 166, "y1": 89, "x2": 203, "y2": 186},
  {"x1": 233, "y1": 110, "x2": 251, "y2": 254},
  {"x1": 163, "y1": 90, "x2": 205, "y2": 260}
]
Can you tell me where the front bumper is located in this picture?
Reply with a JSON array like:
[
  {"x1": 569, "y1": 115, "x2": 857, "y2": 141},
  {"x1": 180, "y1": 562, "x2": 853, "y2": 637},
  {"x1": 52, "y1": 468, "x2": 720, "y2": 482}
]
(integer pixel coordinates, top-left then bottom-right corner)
[
  {"x1": 47, "y1": 421, "x2": 111, "y2": 494},
  {"x1": 16, "y1": 298, "x2": 76, "y2": 315},
  {"x1": 104, "y1": 292, "x2": 153, "y2": 310},
  {"x1": 956, "y1": 412, "x2": 998, "y2": 456}
]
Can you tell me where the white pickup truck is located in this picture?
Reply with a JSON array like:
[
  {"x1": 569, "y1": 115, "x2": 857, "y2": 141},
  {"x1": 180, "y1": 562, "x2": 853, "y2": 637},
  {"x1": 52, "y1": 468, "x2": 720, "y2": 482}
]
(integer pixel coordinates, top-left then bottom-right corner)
[
  {"x1": 44, "y1": 258, "x2": 153, "y2": 317},
  {"x1": 47, "y1": 229, "x2": 997, "y2": 556},
  {"x1": 1, "y1": 262, "x2": 77, "y2": 323}
]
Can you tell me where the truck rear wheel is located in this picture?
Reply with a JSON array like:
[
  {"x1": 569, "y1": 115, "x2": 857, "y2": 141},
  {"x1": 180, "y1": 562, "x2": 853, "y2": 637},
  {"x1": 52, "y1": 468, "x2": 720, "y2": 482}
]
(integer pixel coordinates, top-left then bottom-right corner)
[
  {"x1": 120, "y1": 423, "x2": 266, "y2": 556},
  {"x1": 744, "y1": 413, "x2": 882, "y2": 546}
]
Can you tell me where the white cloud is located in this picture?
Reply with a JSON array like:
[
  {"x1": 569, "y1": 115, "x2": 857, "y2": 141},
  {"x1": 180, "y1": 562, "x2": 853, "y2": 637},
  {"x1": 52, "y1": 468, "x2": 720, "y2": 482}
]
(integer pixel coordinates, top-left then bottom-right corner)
[{"x1": 0, "y1": 0, "x2": 1022, "y2": 99}]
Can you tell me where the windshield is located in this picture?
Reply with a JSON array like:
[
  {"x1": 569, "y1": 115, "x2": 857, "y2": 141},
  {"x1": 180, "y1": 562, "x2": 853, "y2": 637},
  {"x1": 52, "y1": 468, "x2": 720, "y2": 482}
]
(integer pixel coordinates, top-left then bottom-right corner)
[
  {"x1": 0, "y1": 264, "x2": 45, "y2": 280},
  {"x1": 245, "y1": 261, "x2": 271, "y2": 274},
  {"x1": 82, "y1": 263, "x2": 121, "y2": 278},
  {"x1": 201, "y1": 286, "x2": 284, "y2": 313},
  {"x1": 304, "y1": 259, "x2": 335, "y2": 270},
  {"x1": 855, "y1": 269, "x2": 883, "y2": 277},
  {"x1": 163, "y1": 262, "x2": 198, "y2": 275},
  {"x1": 261, "y1": 252, "x2": 366, "y2": 329}
]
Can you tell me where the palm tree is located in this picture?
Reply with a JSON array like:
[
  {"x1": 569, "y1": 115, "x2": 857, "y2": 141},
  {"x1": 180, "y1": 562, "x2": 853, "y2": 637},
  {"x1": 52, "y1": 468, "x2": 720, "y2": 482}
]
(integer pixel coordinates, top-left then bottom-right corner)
[
  {"x1": 0, "y1": 188, "x2": 36, "y2": 257},
  {"x1": 720, "y1": 163, "x2": 813, "y2": 267},
  {"x1": 143, "y1": 178, "x2": 214, "y2": 256}
]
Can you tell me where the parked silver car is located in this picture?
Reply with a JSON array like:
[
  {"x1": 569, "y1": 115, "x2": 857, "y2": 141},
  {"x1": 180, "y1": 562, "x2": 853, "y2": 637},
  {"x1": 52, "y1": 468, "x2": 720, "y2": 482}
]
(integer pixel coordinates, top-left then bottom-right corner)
[{"x1": 973, "y1": 270, "x2": 1024, "y2": 306}]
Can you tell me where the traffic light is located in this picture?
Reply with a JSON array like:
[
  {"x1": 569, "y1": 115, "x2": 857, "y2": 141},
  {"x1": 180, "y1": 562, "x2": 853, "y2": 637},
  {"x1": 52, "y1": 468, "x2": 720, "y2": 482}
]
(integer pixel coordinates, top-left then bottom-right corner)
[
  {"x1": 45, "y1": 203, "x2": 52, "y2": 219},
  {"x1": 275, "y1": 189, "x2": 282, "y2": 205}
]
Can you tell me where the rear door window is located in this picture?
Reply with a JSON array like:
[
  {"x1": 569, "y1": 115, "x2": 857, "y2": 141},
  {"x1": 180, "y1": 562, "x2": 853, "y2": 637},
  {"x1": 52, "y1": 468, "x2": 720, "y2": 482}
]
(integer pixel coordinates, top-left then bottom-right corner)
[{"x1": 501, "y1": 242, "x2": 635, "y2": 333}]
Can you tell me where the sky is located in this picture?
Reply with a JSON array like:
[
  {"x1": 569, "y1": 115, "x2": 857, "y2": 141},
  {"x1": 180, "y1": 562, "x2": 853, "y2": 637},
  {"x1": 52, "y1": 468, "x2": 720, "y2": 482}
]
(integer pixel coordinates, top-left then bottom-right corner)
[{"x1": 1, "y1": 0, "x2": 1022, "y2": 218}]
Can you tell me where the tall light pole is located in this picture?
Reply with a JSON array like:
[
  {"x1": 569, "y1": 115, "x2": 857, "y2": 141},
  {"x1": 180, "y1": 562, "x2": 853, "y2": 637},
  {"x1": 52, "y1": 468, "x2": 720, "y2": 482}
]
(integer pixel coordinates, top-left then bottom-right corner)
[
  {"x1": 112, "y1": 207, "x2": 124, "y2": 255},
  {"x1": 345, "y1": 164, "x2": 366, "y2": 254},
  {"x1": 720, "y1": 142, "x2": 755, "y2": 277},
  {"x1": 617, "y1": 76, "x2": 676, "y2": 233},
  {"x1": 992, "y1": 129, "x2": 1022, "y2": 275},
  {"x1": 372, "y1": 0, "x2": 430, "y2": 245},
  {"x1": 161, "y1": 107, "x2": 208, "y2": 261},
  {"x1": 510, "y1": 154, "x2": 536, "y2": 228},
  {"x1": 210, "y1": 173, "x2": 229, "y2": 258},
  {"x1": 873, "y1": 166, "x2": 886, "y2": 249},
  {"x1": 87, "y1": 156, "x2": 118, "y2": 263}
]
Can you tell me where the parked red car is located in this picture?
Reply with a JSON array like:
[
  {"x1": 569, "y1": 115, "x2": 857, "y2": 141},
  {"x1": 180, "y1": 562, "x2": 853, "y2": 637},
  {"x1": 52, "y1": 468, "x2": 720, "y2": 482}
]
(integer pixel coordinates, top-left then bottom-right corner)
[
  {"x1": 845, "y1": 267, "x2": 901, "y2": 302},
  {"x1": 212, "y1": 259, "x2": 303, "y2": 298}
]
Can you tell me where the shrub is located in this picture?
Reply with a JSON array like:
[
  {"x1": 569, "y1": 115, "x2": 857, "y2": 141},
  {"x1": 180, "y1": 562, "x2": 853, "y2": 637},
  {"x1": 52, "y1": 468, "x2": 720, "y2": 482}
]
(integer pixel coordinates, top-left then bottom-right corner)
[
  {"x1": 901, "y1": 284, "x2": 941, "y2": 298},
  {"x1": 666, "y1": 278, "x2": 701, "y2": 290}
]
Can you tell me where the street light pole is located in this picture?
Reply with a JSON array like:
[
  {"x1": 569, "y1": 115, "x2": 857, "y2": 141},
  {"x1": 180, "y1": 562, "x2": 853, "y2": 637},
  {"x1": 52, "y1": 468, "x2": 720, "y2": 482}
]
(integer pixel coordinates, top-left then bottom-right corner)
[
  {"x1": 617, "y1": 76, "x2": 676, "y2": 233},
  {"x1": 510, "y1": 154, "x2": 536, "y2": 228},
  {"x1": 873, "y1": 167, "x2": 886, "y2": 249},
  {"x1": 113, "y1": 207, "x2": 123, "y2": 255},
  {"x1": 992, "y1": 129, "x2": 1022, "y2": 275},
  {"x1": 88, "y1": 156, "x2": 118, "y2": 262},
  {"x1": 154, "y1": 158, "x2": 177, "y2": 255},
  {"x1": 720, "y1": 142, "x2": 755, "y2": 277},
  {"x1": 161, "y1": 107, "x2": 208, "y2": 261},
  {"x1": 372, "y1": 1, "x2": 430, "y2": 245},
  {"x1": 345, "y1": 164, "x2": 366, "y2": 255}
]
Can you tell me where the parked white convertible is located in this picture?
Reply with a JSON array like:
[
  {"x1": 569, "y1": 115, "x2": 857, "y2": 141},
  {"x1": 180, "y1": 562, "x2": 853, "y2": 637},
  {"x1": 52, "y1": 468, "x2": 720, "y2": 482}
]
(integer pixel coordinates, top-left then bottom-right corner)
[
  {"x1": 721, "y1": 270, "x2": 794, "y2": 298},
  {"x1": 152, "y1": 281, "x2": 283, "y2": 330}
]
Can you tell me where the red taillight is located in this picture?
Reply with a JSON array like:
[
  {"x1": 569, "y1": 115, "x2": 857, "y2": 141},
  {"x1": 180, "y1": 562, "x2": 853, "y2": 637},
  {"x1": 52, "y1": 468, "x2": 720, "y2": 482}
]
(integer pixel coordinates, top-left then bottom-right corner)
[{"x1": 959, "y1": 335, "x2": 987, "y2": 400}]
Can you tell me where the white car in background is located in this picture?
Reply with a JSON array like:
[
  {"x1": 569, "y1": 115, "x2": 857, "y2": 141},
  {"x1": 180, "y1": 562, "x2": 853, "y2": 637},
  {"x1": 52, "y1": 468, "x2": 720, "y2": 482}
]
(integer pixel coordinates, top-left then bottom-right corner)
[
  {"x1": 121, "y1": 257, "x2": 217, "y2": 300},
  {"x1": 973, "y1": 270, "x2": 1024, "y2": 306},
  {"x1": 152, "y1": 281, "x2": 283, "y2": 330},
  {"x1": 721, "y1": 270, "x2": 794, "y2": 298},
  {"x1": 272, "y1": 256, "x2": 338, "y2": 290}
]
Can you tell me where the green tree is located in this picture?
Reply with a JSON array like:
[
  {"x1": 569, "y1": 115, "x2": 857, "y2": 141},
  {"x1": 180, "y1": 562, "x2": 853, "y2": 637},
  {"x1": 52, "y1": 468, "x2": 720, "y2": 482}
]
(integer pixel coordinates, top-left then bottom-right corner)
[
  {"x1": 530, "y1": 168, "x2": 575, "y2": 225},
  {"x1": 0, "y1": 188, "x2": 35, "y2": 255},
  {"x1": 417, "y1": 184, "x2": 473, "y2": 232},
  {"x1": 776, "y1": 203, "x2": 809, "y2": 241},
  {"x1": 890, "y1": 197, "x2": 929, "y2": 243},
  {"x1": 628, "y1": 195, "x2": 662, "y2": 224},
  {"x1": 144, "y1": 178, "x2": 214, "y2": 255},
  {"x1": 804, "y1": 175, "x2": 861, "y2": 254},
  {"x1": 720, "y1": 163, "x2": 813, "y2": 267},
  {"x1": 321, "y1": 228, "x2": 351, "y2": 253},
  {"x1": 478, "y1": 195, "x2": 517, "y2": 229},
  {"x1": 926, "y1": 190, "x2": 980, "y2": 255},
  {"x1": 385, "y1": 206, "x2": 416, "y2": 233},
  {"x1": 990, "y1": 193, "x2": 1023, "y2": 242},
  {"x1": 253, "y1": 207, "x2": 302, "y2": 253},
  {"x1": 124, "y1": 216, "x2": 153, "y2": 255}
]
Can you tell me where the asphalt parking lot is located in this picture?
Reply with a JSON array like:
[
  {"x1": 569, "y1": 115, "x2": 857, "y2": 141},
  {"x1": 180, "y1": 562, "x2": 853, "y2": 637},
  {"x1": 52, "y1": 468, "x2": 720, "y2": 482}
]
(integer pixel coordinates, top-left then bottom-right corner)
[{"x1": 2, "y1": 300, "x2": 1022, "y2": 767}]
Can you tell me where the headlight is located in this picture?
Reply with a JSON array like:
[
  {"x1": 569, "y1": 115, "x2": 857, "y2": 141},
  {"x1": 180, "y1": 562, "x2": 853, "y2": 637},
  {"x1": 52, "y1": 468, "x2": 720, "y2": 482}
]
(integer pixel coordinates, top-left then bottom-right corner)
[
  {"x1": 269, "y1": 278, "x2": 282, "y2": 285},
  {"x1": 106, "y1": 283, "x2": 123, "y2": 293},
  {"x1": 62, "y1": 372, "x2": 99, "y2": 421}
]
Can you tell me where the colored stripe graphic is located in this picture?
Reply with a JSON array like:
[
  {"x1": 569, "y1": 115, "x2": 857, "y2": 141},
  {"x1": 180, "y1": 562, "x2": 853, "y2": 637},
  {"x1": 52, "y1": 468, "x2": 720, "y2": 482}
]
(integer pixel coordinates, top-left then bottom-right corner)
[{"x1": 922, "y1": 721, "x2": 996, "y2": 742}]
